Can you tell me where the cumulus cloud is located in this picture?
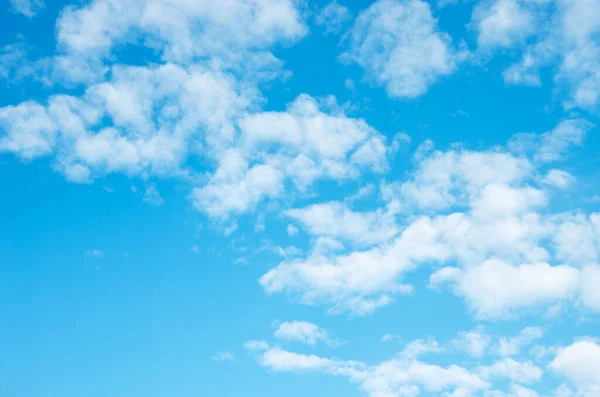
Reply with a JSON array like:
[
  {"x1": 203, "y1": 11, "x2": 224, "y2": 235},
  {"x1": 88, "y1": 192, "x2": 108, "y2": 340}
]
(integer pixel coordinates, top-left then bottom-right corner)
[
  {"x1": 285, "y1": 201, "x2": 399, "y2": 246},
  {"x1": 432, "y1": 260, "x2": 580, "y2": 319},
  {"x1": 261, "y1": 118, "x2": 600, "y2": 317},
  {"x1": 550, "y1": 340, "x2": 600, "y2": 394},
  {"x1": 343, "y1": 0, "x2": 465, "y2": 99},
  {"x1": 54, "y1": 0, "x2": 306, "y2": 83},
  {"x1": 491, "y1": 0, "x2": 600, "y2": 110}
]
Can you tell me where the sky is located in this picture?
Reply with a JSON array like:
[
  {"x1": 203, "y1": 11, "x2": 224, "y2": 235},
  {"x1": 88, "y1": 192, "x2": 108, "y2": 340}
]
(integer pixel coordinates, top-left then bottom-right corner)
[{"x1": 1, "y1": 0, "x2": 600, "y2": 396}]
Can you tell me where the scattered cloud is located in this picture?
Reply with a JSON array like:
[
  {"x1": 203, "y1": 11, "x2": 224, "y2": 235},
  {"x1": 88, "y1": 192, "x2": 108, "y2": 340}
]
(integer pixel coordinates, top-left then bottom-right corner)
[
  {"x1": 274, "y1": 321, "x2": 340, "y2": 347},
  {"x1": 10, "y1": 0, "x2": 44, "y2": 18},
  {"x1": 143, "y1": 183, "x2": 164, "y2": 207},
  {"x1": 343, "y1": 0, "x2": 466, "y2": 98},
  {"x1": 315, "y1": 1, "x2": 351, "y2": 35},
  {"x1": 496, "y1": 327, "x2": 544, "y2": 357}
]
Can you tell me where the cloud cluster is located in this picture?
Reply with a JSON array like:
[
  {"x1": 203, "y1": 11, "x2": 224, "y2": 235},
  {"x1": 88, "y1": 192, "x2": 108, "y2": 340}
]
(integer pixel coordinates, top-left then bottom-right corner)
[
  {"x1": 472, "y1": 0, "x2": 600, "y2": 110},
  {"x1": 261, "y1": 119, "x2": 600, "y2": 318},
  {"x1": 246, "y1": 324, "x2": 600, "y2": 397}
]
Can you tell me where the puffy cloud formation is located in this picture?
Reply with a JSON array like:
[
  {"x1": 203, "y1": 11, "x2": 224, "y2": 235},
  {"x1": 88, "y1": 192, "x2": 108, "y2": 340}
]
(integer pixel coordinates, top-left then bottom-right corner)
[
  {"x1": 472, "y1": 0, "x2": 600, "y2": 110},
  {"x1": 343, "y1": 0, "x2": 465, "y2": 98},
  {"x1": 261, "y1": 119, "x2": 599, "y2": 318}
]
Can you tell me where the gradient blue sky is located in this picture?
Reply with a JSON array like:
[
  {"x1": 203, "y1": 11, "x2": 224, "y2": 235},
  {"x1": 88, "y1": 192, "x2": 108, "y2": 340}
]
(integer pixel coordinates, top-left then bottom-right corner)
[{"x1": 1, "y1": 0, "x2": 600, "y2": 396}]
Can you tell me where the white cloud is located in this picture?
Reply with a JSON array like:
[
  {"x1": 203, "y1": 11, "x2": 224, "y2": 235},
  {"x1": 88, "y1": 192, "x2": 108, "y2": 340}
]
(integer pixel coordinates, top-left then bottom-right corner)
[
  {"x1": 509, "y1": 119, "x2": 591, "y2": 164},
  {"x1": 0, "y1": 63, "x2": 250, "y2": 182},
  {"x1": 478, "y1": 357, "x2": 543, "y2": 384},
  {"x1": 10, "y1": 0, "x2": 44, "y2": 18},
  {"x1": 259, "y1": 348, "x2": 349, "y2": 373},
  {"x1": 550, "y1": 212, "x2": 600, "y2": 267},
  {"x1": 286, "y1": 201, "x2": 399, "y2": 246},
  {"x1": 487, "y1": 384, "x2": 544, "y2": 397},
  {"x1": 250, "y1": 343, "x2": 489, "y2": 397},
  {"x1": 471, "y1": 0, "x2": 538, "y2": 49},
  {"x1": 274, "y1": 321, "x2": 338, "y2": 346},
  {"x1": 239, "y1": 94, "x2": 390, "y2": 189},
  {"x1": 398, "y1": 149, "x2": 533, "y2": 212},
  {"x1": 316, "y1": 1, "x2": 351, "y2": 35},
  {"x1": 55, "y1": 0, "x2": 306, "y2": 66},
  {"x1": 432, "y1": 260, "x2": 580, "y2": 319},
  {"x1": 496, "y1": 327, "x2": 544, "y2": 357},
  {"x1": 2, "y1": 71, "x2": 392, "y2": 220},
  {"x1": 244, "y1": 340, "x2": 269, "y2": 351},
  {"x1": 260, "y1": 215, "x2": 445, "y2": 315},
  {"x1": 190, "y1": 149, "x2": 284, "y2": 219},
  {"x1": 542, "y1": 169, "x2": 576, "y2": 190},
  {"x1": 261, "y1": 118, "x2": 599, "y2": 317},
  {"x1": 0, "y1": 40, "x2": 42, "y2": 84},
  {"x1": 581, "y1": 265, "x2": 600, "y2": 311},
  {"x1": 550, "y1": 340, "x2": 600, "y2": 393},
  {"x1": 343, "y1": 0, "x2": 465, "y2": 98},
  {"x1": 451, "y1": 327, "x2": 491, "y2": 358},
  {"x1": 401, "y1": 338, "x2": 443, "y2": 358},
  {"x1": 499, "y1": 0, "x2": 600, "y2": 110}
]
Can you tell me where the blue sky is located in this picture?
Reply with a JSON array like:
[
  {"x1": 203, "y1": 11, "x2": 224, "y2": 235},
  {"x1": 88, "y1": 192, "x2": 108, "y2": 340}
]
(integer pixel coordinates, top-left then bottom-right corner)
[{"x1": 1, "y1": 0, "x2": 600, "y2": 396}]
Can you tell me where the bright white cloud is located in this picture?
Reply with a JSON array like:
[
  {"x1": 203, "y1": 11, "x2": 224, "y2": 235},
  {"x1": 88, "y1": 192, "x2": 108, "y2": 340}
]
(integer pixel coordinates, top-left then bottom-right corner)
[
  {"x1": 286, "y1": 201, "x2": 399, "y2": 246},
  {"x1": 0, "y1": 63, "x2": 250, "y2": 182},
  {"x1": 55, "y1": 0, "x2": 306, "y2": 65},
  {"x1": 239, "y1": 94, "x2": 390, "y2": 189},
  {"x1": 343, "y1": 0, "x2": 465, "y2": 98},
  {"x1": 498, "y1": 0, "x2": 600, "y2": 110},
  {"x1": 261, "y1": 118, "x2": 599, "y2": 317},
  {"x1": 550, "y1": 340, "x2": 600, "y2": 394},
  {"x1": 190, "y1": 149, "x2": 284, "y2": 218},
  {"x1": 432, "y1": 260, "x2": 580, "y2": 319}
]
